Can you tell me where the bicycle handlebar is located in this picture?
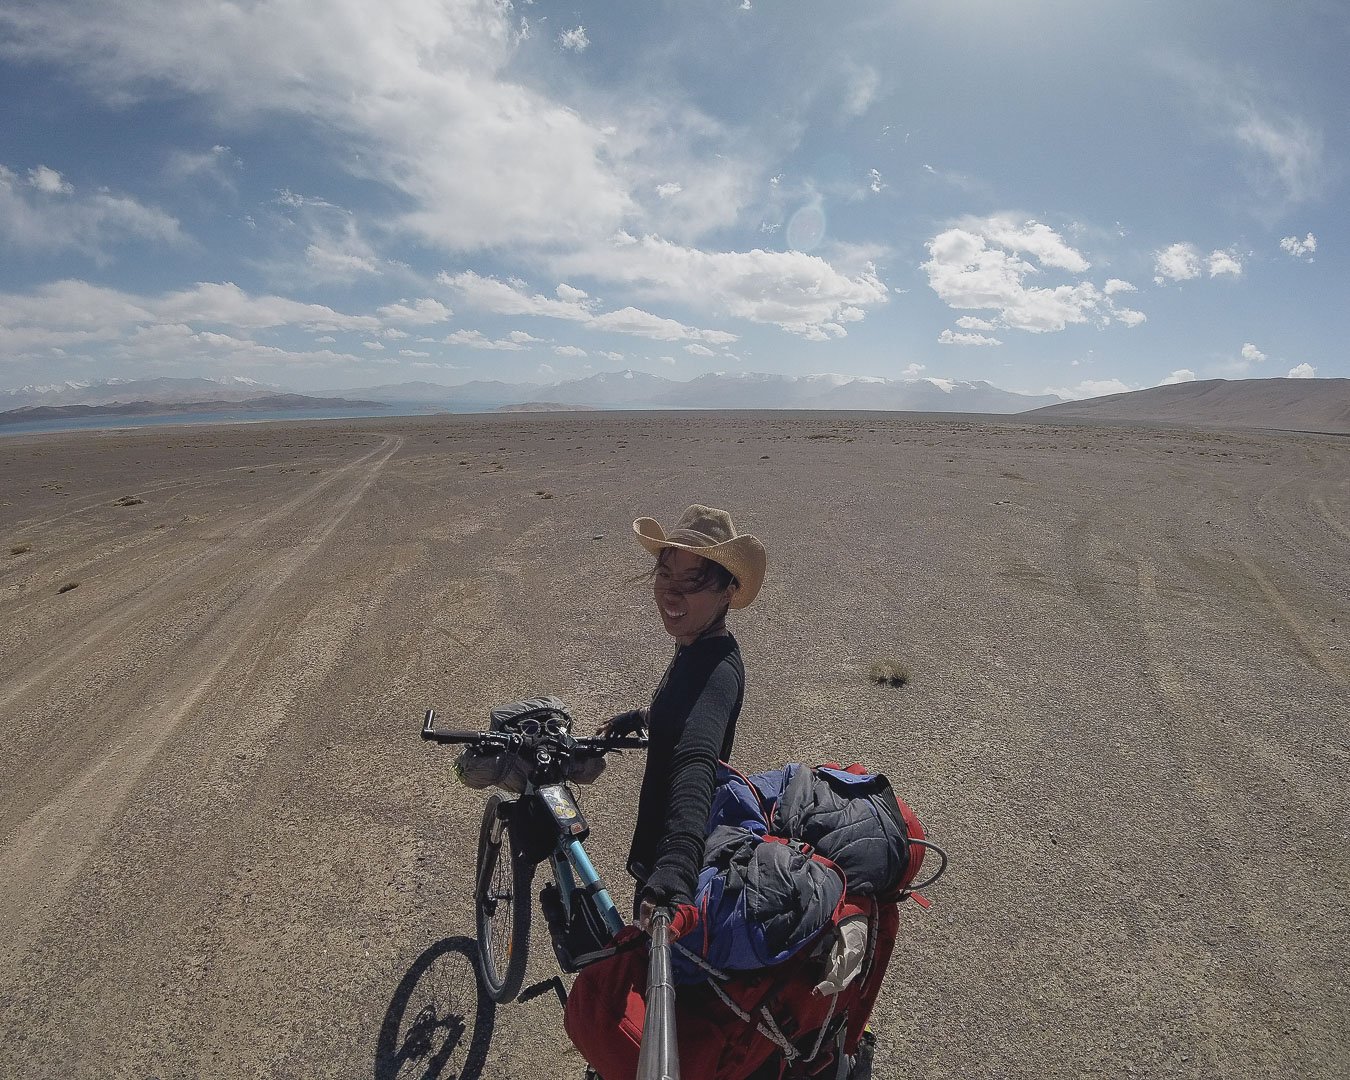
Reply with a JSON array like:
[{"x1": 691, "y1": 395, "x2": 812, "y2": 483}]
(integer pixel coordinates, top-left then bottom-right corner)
[{"x1": 420, "y1": 709, "x2": 648, "y2": 751}]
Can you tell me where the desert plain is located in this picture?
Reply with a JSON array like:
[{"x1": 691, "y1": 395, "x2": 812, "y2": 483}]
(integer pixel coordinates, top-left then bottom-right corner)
[{"x1": 0, "y1": 410, "x2": 1346, "y2": 1080}]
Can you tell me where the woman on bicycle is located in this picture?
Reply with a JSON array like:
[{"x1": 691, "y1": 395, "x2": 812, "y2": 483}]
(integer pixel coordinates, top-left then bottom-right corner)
[{"x1": 598, "y1": 504, "x2": 766, "y2": 933}]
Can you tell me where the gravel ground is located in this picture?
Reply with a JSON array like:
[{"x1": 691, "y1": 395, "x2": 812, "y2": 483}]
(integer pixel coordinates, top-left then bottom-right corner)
[{"x1": 1, "y1": 411, "x2": 1346, "y2": 1080}]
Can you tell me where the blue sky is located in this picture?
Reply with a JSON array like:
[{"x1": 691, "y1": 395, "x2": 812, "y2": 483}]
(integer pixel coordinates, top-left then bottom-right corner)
[{"x1": 0, "y1": 0, "x2": 1344, "y2": 397}]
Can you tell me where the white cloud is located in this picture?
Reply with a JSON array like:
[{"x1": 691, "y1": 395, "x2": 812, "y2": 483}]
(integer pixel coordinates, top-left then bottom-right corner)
[
  {"x1": 0, "y1": 290, "x2": 374, "y2": 373},
  {"x1": 1113, "y1": 307, "x2": 1147, "y2": 327},
  {"x1": 1287, "y1": 362, "x2": 1316, "y2": 379},
  {"x1": 315, "y1": 335, "x2": 336, "y2": 343},
  {"x1": 554, "y1": 344, "x2": 587, "y2": 357},
  {"x1": 1164, "y1": 55, "x2": 1326, "y2": 212},
  {"x1": 362, "y1": 340, "x2": 386, "y2": 350},
  {"x1": 1, "y1": 2, "x2": 638, "y2": 254},
  {"x1": 1103, "y1": 278, "x2": 1136, "y2": 295},
  {"x1": 655, "y1": 182, "x2": 682, "y2": 199},
  {"x1": 443, "y1": 328, "x2": 526, "y2": 350},
  {"x1": 1151, "y1": 243, "x2": 1242, "y2": 283},
  {"x1": 2, "y1": 2, "x2": 914, "y2": 348},
  {"x1": 842, "y1": 65, "x2": 879, "y2": 117},
  {"x1": 165, "y1": 144, "x2": 240, "y2": 188},
  {"x1": 588, "y1": 306, "x2": 733, "y2": 342},
  {"x1": 1160, "y1": 369, "x2": 1196, "y2": 385},
  {"x1": 0, "y1": 162, "x2": 185, "y2": 260},
  {"x1": 377, "y1": 298, "x2": 453, "y2": 323},
  {"x1": 901, "y1": 363, "x2": 925, "y2": 379},
  {"x1": 555, "y1": 283, "x2": 589, "y2": 302},
  {"x1": 555, "y1": 234, "x2": 887, "y2": 339},
  {"x1": 1153, "y1": 242, "x2": 1202, "y2": 283},
  {"x1": 1279, "y1": 233, "x2": 1316, "y2": 260},
  {"x1": 382, "y1": 328, "x2": 409, "y2": 340},
  {"x1": 597, "y1": 350, "x2": 624, "y2": 362},
  {"x1": 1042, "y1": 378, "x2": 1133, "y2": 401},
  {"x1": 1207, "y1": 249, "x2": 1243, "y2": 277},
  {"x1": 558, "y1": 26, "x2": 589, "y2": 52},
  {"x1": 1232, "y1": 106, "x2": 1324, "y2": 208},
  {"x1": 441, "y1": 271, "x2": 595, "y2": 320},
  {"x1": 683, "y1": 343, "x2": 715, "y2": 356},
  {"x1": 399, "y1": 349, "x2": 431, "y2": 357},
  {"x1": 1240, "y1": 342, "x2": 1266, "y2": 365},
  {"x1": 868, "y1": 169, "x2": 883, "y2": 194},
  {"x1": 938, "y1": 329, "x2": 1001, "y2": 346},
  {"x1": 441, "y1": 269, "x2": 740, "y2": 343},
  {"x1": 922, "y1": 217, "x2": 1131, "y2": 334},
  {"x1": 27, "y1": 165, "x2": 73, "y2": 194},
  {"x1": 970, "y1": 215, "x2": 1090, "y2": 272},
  {"x1": 155, "y1": 281, "x2": 380, "y2": 332},
  {"x1": 304, "y1": 244, "x2": 377, "y2": 279},
  {"x1": 0, "y1": 279, "x2": 412, "y2": 369},
  {"x1": 955, "y1": 316, "x2": 996, "y2": 331},
  {"x1": 508, "y1": 330, "x2": 542, "y2": 344}
]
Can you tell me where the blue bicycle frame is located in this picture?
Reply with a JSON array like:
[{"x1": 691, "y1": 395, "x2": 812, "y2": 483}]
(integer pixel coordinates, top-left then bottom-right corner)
[{"x1": 533, "y1": 781, "x2": 627, "y2": 941}]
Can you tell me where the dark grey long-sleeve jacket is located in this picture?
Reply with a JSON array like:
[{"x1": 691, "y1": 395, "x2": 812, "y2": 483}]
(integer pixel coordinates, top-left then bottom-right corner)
[{"x1": 623, "y1": 633, "x2": 744, "y2": 905}]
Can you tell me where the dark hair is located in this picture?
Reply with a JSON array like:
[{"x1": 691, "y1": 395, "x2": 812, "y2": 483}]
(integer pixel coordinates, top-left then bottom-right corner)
[{"x1": 651, "y1": 547, "x2": 737, "y2": 593}]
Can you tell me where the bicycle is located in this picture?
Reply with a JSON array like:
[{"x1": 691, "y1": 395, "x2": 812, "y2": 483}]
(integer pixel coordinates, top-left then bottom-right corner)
[{"x1": 419, "y1": 701, "x2": 650, "y2": 1004}]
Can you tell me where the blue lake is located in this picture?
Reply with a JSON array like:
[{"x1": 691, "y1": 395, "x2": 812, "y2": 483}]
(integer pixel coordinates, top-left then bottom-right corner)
[{"x1": 0, "y1": 404, "x2": 480, "y2": 437}]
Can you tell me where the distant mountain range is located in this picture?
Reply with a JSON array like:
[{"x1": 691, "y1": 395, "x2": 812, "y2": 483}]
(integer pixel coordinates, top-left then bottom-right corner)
[
  {"x1": 332, "y1": 370, "x2": 1061, "y2": 413},
  {"x1": 1, "y1": 371, "x2": 1059, "y2": 415},
  {"x1": 7, "y1": 373, "x2": 1343, "y2": 431},
  {"x1": 1031, "y1": 378, "x2": 1350, "y2": 434},
  {"x1": 0, "y1": 376, "x2": 285, "y2": 409}
]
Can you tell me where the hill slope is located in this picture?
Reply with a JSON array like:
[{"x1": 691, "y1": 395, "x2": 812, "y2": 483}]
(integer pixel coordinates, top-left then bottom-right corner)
[{"x1": 1028, "y1": 378, "x2": 1350, "y2": 434}]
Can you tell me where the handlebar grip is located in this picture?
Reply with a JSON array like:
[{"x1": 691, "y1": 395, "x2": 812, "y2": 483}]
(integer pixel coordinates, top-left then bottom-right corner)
[
  {"x1": 428, "y1": 730, "x2": 484, "y2": 744},
  {"x1": 421, "y1": 709, "x2": 488, "y2": 744}
]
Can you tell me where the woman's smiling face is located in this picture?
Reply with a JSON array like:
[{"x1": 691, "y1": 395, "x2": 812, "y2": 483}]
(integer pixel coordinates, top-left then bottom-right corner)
[{"x1": 652, "y1": 548, "x2": 738, "y2": 645}]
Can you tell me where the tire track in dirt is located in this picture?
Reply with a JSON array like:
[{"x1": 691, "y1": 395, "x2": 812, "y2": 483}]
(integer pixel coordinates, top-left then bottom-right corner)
[
  {"x1": 3, "y1": 465, "x2": 271, "y2": 535},
  {"x1": 1133, "y1": 559, "x2": 1327, "y2": 816},
  {"x1": 1129, "y1": 551, "x2": 1348, "y2": 1072},
  {"x1": 0, "y1": 436, "x2": 403, "y2": 974},
  {"x1": 1234, "y1": 554, "x2": 1346, "y2": 683},
  {"x1": 1310, "y1": 495, "x2": 1350, "y2": 544},
  {"x1": 0, "y1": 436, "x2": 397, "y2": 715}
]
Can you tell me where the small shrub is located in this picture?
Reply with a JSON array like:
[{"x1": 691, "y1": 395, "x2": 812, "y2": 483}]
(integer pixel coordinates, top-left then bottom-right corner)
[
  {"x1": 868, "y1": 659, "x2": 910, "y2": 688},
  {"x1": 10, "y1": 543, "x2": 32, "y2": 555},
  {"x1": 58, "y1": 581, "x2": 79, "y2": 594},
  {"x1": 114, "y1": 495, "x2": 144, "y2": 507}
]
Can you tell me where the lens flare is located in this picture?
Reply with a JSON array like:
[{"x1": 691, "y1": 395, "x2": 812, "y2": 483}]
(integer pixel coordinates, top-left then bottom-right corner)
[{"x1": 785, "y1": 204, "x2": 826, "y2": 252}]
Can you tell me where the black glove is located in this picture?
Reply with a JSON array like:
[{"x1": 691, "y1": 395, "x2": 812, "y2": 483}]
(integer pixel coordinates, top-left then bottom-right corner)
[{"x1": 597, "y1": 707, "x2": 648, "y2": 739}]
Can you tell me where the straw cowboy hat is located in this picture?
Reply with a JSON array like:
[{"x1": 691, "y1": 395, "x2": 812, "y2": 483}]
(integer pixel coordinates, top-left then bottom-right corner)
[{"x1": 632, "y1": 504, "x2": 766, "y2": 609}]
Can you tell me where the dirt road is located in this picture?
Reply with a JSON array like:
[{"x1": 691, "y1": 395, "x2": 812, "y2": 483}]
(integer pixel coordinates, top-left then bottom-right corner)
[{"x1": 1, "y1": 412, "x2": 1346, "y2": 1079}]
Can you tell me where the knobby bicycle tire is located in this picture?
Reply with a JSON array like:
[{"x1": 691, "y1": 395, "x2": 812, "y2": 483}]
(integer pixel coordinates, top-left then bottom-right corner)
[{"x1": 474, "y1": 793, "x2": 534, "y2": 1002}]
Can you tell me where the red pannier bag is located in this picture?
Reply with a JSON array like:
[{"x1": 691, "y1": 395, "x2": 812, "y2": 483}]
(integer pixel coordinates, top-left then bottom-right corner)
[
  {"x1": 564, "y1": 895, "x2": 903, "y2": 1080},
  {"x1": 566, "y1": 761, "x2": 935, "y2": 1079}
]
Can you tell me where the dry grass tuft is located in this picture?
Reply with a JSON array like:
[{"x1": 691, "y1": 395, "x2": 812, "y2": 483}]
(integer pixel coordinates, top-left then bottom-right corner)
[
  {"x1": 868, "y1": 658, "x2": 910, "y2": 688},
  {"x1": 57, "y1": 581, "x2": 79, "y2": 594},
  {"x1": 114, "y1": 495, "x2": 144, "y2": 507},
  {"x1": 9, "y1": 543, "x2": 32, "y2": 556}
]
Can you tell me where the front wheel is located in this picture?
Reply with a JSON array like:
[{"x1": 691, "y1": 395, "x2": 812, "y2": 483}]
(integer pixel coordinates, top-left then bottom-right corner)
[{"x1": 475, "y1": 793, "x2": 534, "y2": 1002}]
